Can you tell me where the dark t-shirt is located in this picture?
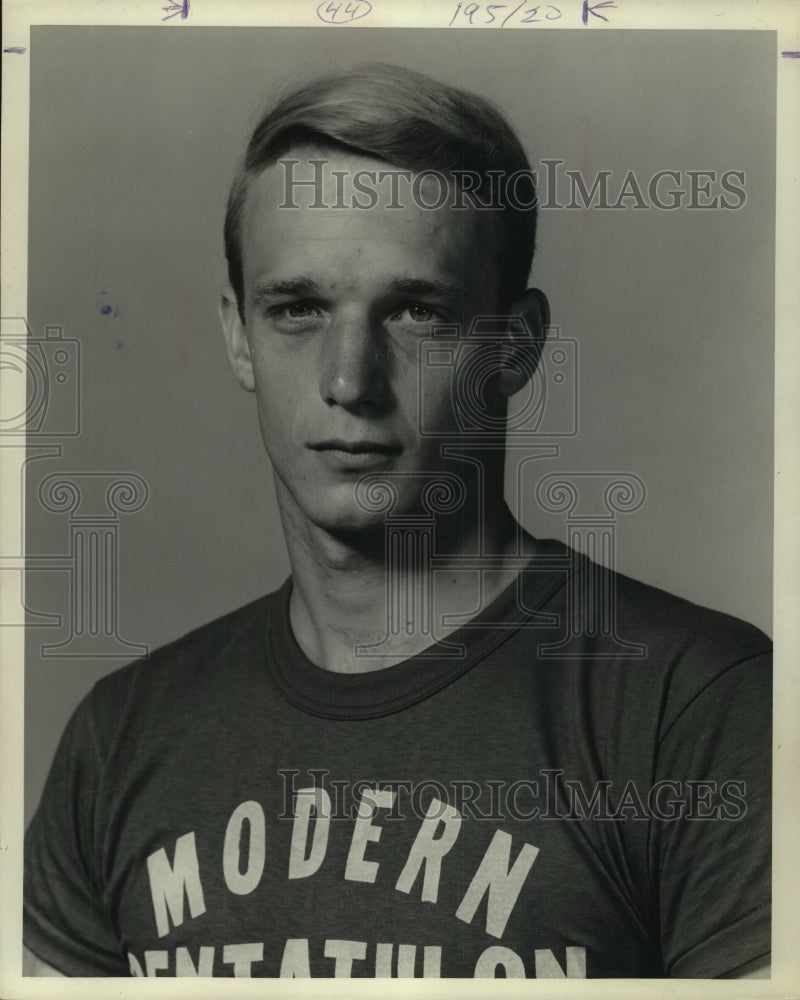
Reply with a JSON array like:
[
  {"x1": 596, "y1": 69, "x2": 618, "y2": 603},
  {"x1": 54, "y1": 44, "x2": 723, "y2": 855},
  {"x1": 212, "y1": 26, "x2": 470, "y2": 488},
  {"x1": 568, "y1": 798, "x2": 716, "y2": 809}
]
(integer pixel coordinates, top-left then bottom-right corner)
[{"x1": 24, "y1": 540, "x2": 771, "y2": 978}]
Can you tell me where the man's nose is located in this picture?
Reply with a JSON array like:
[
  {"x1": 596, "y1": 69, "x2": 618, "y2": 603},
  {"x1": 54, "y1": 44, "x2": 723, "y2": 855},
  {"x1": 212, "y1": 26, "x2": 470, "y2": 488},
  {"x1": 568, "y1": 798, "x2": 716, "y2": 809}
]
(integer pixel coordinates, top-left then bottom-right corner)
[{"x1": 318, "y1": 311, "x2": 389, "y2": 412}]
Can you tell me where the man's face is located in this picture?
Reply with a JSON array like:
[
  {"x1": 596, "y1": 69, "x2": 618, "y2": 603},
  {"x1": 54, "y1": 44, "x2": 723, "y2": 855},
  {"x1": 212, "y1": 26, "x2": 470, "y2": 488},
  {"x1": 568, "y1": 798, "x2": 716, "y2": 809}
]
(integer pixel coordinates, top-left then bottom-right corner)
[{"x1": 222, "y1": 148, "x2": 505, "y2": 537}]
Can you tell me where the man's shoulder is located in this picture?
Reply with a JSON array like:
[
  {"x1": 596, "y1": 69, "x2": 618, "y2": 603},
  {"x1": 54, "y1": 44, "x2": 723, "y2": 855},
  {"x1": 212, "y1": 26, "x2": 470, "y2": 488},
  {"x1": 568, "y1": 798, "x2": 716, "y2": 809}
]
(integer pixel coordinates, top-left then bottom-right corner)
[
  {"x1": 532, "y1": 540, "x2": 772, "y2": 716},
  {"x1": 608, "y1": 559, "x2": 771, "y2": 655},
  {"x1": 539, "y1": 545, "x2": 773, "y2": 749},
  {"x1": 88, "y1": 584, "x2": 287, "y2": 718},
  {"x1": 577, "y1": 554, "x2": 773, "y2": 714},
  {"x1": 539, "y1": 537, "x2": 771, "y2": 658}
]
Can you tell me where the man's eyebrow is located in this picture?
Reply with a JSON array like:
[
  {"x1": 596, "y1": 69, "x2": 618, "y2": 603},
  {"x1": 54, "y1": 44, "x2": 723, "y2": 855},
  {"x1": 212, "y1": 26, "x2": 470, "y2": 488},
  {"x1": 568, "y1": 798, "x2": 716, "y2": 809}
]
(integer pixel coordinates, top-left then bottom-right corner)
[
  {"x1": 250, "y1": 276, "x2": 464, "y2": 308},
  {"x1": 250, "y1": 276, "x2": 324, "y2": 305},
  {"x1": 387, "y1": 278, "x2": 463, "y2": 301}
]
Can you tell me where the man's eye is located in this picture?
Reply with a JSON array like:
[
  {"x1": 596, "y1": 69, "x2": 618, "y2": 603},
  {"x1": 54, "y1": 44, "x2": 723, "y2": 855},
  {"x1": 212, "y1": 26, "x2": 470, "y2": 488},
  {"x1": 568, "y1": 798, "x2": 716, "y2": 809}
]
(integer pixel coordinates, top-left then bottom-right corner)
[
  {"x1": 390, "y1": 303, "x2": 442, "y2": 324},
  {"x1": 409, "y1": 304, "x2": 435, "y2": 322},
  {"x1": 282, "y1": 303, "x2": 322, "y2": 319},
  {"x1": 264, "y1": 302, "x2": 326, "y2": 328}
]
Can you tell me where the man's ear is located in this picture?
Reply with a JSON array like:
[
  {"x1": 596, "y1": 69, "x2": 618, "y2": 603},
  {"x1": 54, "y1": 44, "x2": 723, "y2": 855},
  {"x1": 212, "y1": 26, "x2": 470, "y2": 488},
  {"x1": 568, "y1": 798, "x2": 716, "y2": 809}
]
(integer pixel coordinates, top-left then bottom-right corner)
[
  {"x1": 219, "y1": 283, "x2": 255, "y2": 392},
  {"x1": 496, "y1": 288, "x2": 550, "y2": 398}
]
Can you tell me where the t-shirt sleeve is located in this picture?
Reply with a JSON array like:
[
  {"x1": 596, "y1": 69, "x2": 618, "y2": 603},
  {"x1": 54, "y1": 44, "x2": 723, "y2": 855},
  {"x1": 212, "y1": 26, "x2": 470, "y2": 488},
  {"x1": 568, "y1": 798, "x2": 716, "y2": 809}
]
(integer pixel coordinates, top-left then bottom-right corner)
[
  {"x1": 651, "y1": 650, "x2": 771, "y2": 978},
  {"x1": 24, "y1": 692, "x2": 129, "y2": 976}
]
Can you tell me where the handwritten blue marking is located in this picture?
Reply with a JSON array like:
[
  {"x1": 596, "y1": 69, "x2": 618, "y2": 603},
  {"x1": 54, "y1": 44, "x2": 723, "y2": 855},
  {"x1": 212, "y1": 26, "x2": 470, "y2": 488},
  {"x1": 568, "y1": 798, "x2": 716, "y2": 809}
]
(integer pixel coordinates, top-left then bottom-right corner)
[
  {"x1": 521, "y1": 5, "x2": 542, "y2": 22},
  {"x1": 502, "y1": 1, "x2": 525, "y2": 27},
  {"x1": 449, "y1": 3, "x2": 563, "y2": 27},
  {"x1": 4, "y1": 46, "x2": 27, "y2": 54},
  {"x1": 316, "y1": 0, "x2": 372, "y2": 24},
  {"x1": 162, "y1": 0, "x2": 190, "y2": 21},
  {"x1": 582, "y1": 0, "x2": 615, "y2": 23},
  {"x1": 781, "y1": 51, "x2": 800, "y2": 58}
]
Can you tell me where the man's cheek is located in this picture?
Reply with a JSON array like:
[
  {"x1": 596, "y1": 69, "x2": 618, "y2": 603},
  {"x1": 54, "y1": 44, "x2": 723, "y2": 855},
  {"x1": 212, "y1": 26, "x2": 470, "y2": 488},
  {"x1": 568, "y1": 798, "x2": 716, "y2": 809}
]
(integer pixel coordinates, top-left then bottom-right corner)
[{"x1": 406, "y1": 373, "x2": 457, "y2": 435}]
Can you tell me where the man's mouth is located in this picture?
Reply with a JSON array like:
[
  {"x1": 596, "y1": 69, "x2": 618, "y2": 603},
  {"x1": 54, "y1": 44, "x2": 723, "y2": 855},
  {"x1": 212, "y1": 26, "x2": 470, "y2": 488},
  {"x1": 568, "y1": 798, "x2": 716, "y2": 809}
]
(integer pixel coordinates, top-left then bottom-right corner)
[
  {"x1": 308, "y1": 439, "x2": 403, "y2": 469},
  {"x1": 309, "y1": 440, "x2": 402, "y2": 455}
]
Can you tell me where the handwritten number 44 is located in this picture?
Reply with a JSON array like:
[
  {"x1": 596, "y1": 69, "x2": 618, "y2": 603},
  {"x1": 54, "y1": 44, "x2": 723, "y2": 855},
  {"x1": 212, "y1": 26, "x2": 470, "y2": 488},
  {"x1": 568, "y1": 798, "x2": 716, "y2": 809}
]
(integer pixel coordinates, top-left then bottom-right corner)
[{"x1": 317, "y1": 0, "x2": 372, "y2": 23}]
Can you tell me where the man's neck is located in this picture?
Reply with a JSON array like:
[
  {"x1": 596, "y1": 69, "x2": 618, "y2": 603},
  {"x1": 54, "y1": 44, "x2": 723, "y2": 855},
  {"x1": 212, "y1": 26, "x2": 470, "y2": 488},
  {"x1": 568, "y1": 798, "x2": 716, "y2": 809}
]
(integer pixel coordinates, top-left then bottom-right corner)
[{"x1": 277, "y1": 487, "x2": 536, "y2": 674}]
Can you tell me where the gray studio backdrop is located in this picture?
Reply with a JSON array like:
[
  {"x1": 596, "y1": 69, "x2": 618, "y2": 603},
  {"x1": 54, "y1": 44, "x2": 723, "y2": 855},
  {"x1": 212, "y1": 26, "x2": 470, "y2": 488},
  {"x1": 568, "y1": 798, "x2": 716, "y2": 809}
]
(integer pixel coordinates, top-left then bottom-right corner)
[{"x1": 23, "y1": 27, "x2": 775, "y2": 824}]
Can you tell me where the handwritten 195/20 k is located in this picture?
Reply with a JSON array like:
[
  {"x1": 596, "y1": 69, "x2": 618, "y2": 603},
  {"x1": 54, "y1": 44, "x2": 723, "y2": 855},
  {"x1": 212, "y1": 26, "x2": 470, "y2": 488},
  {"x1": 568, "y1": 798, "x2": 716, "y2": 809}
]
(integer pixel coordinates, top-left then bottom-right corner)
[{"x1": 449, "y1": 2, "x2": 564, "y2": 26}]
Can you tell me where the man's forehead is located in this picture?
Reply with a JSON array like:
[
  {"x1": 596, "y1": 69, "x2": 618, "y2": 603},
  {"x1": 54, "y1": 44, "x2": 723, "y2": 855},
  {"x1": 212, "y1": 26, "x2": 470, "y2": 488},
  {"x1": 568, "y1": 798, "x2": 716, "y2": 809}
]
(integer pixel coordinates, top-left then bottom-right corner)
[
  {"x1": 240, "y1": 148, "x2": 488, "y2": 286},
  {"x1": 242, "y1": 147, "x2": 482, "y2": 234}
]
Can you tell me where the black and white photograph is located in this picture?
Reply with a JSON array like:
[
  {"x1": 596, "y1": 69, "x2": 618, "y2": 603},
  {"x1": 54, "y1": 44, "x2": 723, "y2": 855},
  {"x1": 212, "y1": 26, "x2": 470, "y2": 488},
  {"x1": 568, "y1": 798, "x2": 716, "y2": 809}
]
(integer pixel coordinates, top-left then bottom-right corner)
[{"x1": 1, "y1": 0, "x2": 798, "y2": 993}]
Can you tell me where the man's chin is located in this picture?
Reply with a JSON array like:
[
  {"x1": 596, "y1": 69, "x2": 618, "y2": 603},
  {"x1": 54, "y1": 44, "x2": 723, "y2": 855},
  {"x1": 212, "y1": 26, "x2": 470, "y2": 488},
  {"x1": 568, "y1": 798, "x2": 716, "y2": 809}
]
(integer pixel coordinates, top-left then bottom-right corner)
[
  {"x1": 308, "y1": 506, "x2": 390, "y2": 547},
  {"x1": 278, "y1": 477, "x2": 425, "y2": 545}
]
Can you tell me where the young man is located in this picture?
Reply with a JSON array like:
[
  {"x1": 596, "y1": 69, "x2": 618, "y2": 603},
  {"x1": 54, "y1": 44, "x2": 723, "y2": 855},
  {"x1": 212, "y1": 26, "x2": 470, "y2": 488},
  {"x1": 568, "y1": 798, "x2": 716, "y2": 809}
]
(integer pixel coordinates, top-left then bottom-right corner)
[{"x1": 23, "y1": 64, "x2": 771, "y2": 979}]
